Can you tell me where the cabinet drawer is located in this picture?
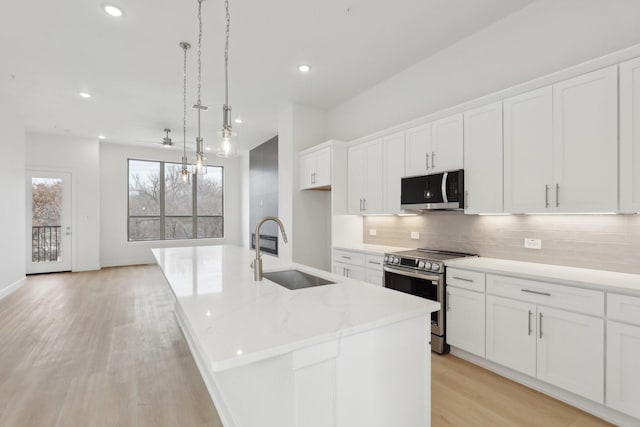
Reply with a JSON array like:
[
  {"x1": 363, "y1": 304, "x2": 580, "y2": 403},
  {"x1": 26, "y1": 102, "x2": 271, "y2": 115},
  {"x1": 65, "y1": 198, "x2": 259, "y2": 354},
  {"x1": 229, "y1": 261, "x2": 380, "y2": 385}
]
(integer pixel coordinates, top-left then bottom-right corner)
[
  {"x1": 366, "y1": 270, "x2": 384, "y2": 287},
  {"x1": 608, "y1": 293, "x2": 640, "y2": 326},
  {"x1": 333, "y1": 250, "x2": 365, "y2": 267},
  {"x1": 487, "y1": 274, "x2": 604, "y2": 317},
  {"x1": 446, "y1": 268, "x2": 486, "y2": 292},
  {"x1": 365, "y1": 255, "x2": 384, "y2": 271}
]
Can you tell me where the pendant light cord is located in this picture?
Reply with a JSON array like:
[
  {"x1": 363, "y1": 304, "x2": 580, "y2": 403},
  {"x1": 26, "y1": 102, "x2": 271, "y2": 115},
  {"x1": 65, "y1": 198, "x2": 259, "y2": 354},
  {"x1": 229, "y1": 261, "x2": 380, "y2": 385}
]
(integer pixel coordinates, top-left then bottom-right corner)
[
  {"x1": 183, "y1": 43, "x2": 188, "y2": 160},
  {"x1": 224, "y1": 0, "x2": 230, "y2": 108}
]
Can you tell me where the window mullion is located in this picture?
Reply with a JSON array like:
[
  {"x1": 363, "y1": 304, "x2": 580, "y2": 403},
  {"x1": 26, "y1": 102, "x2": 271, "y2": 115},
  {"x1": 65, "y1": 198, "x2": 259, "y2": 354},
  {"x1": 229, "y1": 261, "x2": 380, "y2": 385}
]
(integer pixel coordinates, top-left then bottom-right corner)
[
  {"x1": 193, "y1": 173, "x2": 198, "y2": 239},
  {"x1": 160, "y1": 161, "x2": 166, "y2": 240}
]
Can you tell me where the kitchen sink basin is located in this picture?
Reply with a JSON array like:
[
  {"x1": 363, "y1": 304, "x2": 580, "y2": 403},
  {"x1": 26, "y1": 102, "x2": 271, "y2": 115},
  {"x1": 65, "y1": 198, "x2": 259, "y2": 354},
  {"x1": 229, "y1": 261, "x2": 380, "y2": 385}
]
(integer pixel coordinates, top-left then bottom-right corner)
[{"x1": 263, "y1": 269, "x2": 335, "y2": 290}]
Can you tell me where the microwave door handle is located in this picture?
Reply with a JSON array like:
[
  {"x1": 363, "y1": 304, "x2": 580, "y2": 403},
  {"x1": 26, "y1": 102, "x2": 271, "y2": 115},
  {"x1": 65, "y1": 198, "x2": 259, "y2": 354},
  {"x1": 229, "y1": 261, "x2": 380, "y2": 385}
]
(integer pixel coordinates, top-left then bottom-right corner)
[{"x1": 441, "y1": 172, "x2": 449, "y2": 203}]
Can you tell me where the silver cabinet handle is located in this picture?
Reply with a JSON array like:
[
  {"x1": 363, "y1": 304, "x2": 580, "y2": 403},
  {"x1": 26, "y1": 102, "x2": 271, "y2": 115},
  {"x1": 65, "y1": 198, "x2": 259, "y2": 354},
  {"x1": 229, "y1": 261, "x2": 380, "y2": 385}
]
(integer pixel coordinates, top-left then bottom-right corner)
[
  {"x1": 368, "y1": 261, "x2": 381, "y2": 265},
  {"x1": 312, "y1": 172, "x2": 316, "y2": 184},
  {"x1": 345, "y1": 268, "x2": 349, "y2": 278},
  {"x1": 539, "y1": 312, "x2": 543, "y2": 339},
  {"x1": 431, "y1": 151, "x2": 435, "y2": 169},
  {"x1": 465, "y1": 190, "x2": 469, "y2": 209},
  {"x1": 363, "y1": 198, "x2": 366, "y2": 211},
  {"x1": 521, "y1": 289, "x2": 551, "y2": 296},
  {"x1": 446, "y1": 291, "x2": 451, "y2": 312},
  {"x1": 555, "y1": 183, "x2": 560, "y2": 208},
  {"x1": 425, "y1": 153, "x2": 429, "y2": 170},
  {"x1": 359, "y1": 198, "x2": 363, "y2": 212},
  {"x1": 528, "y1": 310, "x2": 532, "y2": 336},
  {"x1": 453, "y1": 276, "x2": 473, "y2": 282},
  {"x1": 341, "y1": 255, "x2": 351, "y2": 260},
  {"x1": 545, "y1": 184, "x2": 549, "y2": 208}
]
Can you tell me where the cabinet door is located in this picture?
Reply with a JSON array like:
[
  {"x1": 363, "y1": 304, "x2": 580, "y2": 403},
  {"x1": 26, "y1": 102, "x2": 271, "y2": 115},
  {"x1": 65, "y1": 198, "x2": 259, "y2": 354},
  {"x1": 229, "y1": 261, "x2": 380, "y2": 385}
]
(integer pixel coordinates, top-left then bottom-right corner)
[
  {"x1": 363, "y1": 140, "x2": 384, "y2": 214},
  {"x1": 383, "y1": 131, "x2": 405, "y2": 214},
  {"x1": 314, "y1": 147, "x2": 331, "y2": 188},
  {"x1": 431, "y1": 113, "x2": 463, "y2": 173},
  {"x1": 536, "y1": 306, "x2": 604, "y2": 403},
  {"x1": 299, "y1": 153, "x2": 315, "y2": 190},
  {"x1": 620, "y1": 57, "x2": 640, "y2": 213},
  {"x1": 345, "y1": 264, "x2": 365, "y2": 281},
  {"x1": 446, "y1": 286, "x2": 485, "y2": 357},
  {"x1": 404, "y1": 124, "x2": 431, "y2": 176},
  {"x1": 348, "y1": 145, "x2": 366, "y2": 214},
  {"x1": 503, "y1": 86, "x2": 554, "y2": 213},
  {"x1": 606, "y1": 320, "x2": 640, "y2": 419},
  {"x1": 486, "y1": 295, "x2": 536, "y2": 377},
  {"x1": 552, "y1": 66, "x2": 618, "y2": 213},
  {"x1": 463, "y1": 102, "x2": 503, "y2": 214}
]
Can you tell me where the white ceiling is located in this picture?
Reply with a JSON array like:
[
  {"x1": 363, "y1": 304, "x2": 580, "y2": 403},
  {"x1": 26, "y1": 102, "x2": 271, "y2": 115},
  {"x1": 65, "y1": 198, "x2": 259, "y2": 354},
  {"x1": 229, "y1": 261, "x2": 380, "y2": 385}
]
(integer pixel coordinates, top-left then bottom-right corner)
[{"x1": 0, "y1": 0, "x2": 533, "y2": 152}]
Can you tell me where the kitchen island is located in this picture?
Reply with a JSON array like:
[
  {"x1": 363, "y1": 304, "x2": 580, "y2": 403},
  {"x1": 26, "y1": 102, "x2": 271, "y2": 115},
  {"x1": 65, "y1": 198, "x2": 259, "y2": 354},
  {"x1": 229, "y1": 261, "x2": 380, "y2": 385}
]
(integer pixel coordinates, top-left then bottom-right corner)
[{"x1": 153, "y1": 245, "x2": 438, "y2": 427}]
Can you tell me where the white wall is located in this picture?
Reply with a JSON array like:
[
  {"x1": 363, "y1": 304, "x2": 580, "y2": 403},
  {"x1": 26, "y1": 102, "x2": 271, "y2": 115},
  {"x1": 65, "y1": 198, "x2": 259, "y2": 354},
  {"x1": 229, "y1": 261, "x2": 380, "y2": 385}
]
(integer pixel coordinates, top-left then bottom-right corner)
[
  {"x1": 25, "y1": 133, "x2": 100, "y2": 272},
  {"x1": 328, "y1": 0, "x2": 640, "y2": 140},
  {"x1": 240, "y1": 151, "x2": 251, "y2": 249},
  {"x1": 100, "y1": 142, "x2": 243, "y2": 266},
  {"x1": 0, "y1": 98, "x2": 25, "y2": 296}
]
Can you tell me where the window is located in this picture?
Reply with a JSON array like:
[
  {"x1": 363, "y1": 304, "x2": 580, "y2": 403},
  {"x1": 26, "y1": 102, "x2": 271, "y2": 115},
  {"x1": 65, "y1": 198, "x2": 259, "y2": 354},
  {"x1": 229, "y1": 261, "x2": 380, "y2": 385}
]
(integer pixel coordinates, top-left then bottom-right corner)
[{"x1": 128, "y1": 159, "x2": 223, "y2": 241}]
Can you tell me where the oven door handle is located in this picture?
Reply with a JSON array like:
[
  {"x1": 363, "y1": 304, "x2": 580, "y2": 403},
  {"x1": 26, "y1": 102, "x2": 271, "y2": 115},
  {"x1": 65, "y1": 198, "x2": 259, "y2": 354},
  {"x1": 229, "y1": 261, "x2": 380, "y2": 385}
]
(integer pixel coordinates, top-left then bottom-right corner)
[{"x1": 383, "y1": 266, "x2": 441, "y2": 282}]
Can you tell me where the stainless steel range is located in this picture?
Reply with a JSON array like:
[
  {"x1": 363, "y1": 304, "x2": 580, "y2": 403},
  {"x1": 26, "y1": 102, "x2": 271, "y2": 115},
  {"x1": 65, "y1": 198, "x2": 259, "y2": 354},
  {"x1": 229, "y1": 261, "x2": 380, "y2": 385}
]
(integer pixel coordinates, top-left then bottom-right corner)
[{"x1": 383, "y1": 248, "x2": 476, "y2": 354}]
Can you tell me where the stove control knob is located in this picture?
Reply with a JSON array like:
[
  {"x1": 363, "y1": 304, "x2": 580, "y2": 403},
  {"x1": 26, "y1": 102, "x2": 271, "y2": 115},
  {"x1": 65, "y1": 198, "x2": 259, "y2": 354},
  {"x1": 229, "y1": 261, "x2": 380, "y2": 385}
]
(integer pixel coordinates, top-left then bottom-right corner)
[
  {"x1": 418, "y1": 261, "x2": 425, "y2": 269},
  {"x1": 395, "y1": 257, "x2": 401, "y2": 264},
  {"x1": 431, "y1": 264, "x2": 440, "y2": 272},
  {"x1": 384, "y1": 255, "x2": 388, "y2": 263},
  {"x1": 423, "y1": 262, "x2": 431, "y2": 270}
]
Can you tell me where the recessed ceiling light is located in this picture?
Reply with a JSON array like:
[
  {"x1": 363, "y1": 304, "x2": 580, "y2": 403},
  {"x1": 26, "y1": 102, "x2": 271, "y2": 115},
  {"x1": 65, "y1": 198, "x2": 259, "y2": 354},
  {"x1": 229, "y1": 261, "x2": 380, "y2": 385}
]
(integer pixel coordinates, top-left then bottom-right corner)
[
  {"x1": 98, "y1": 135, "x2": 105, "y2": 139},
  {"x1": 234, "y1": 117, "x2": 243, "y2": 124},
  {"x1": 103, "y1": 4, "x2": 124, "y2": 17},
  {"x1": 79, "y1": 92, "x2": 92, "y2": 99},
  {"x1": 298, "y1": 64, "x2": 311, "y2": 73}
]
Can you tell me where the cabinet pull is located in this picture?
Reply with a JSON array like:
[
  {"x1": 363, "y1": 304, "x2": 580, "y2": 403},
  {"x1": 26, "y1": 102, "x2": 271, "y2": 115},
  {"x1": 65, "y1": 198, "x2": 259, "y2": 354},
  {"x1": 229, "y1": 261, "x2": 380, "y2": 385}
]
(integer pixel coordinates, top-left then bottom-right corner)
[
  {"x1": 345, "y1": 268, "x2": 349, "y2": 278},
  {"x1": 539, "y1": 312, "x2": 543, "y2": 339},
  {"x1": 311, "y1": 172, "x2": 315, "y2": 184},
  {"x1": 545, "y1": 184, "x2": 549, "y2": 208},
  {"x1": 368, "y1": 261, "x2": 381, "y2": 265},
  {"x1": 555, "y1": 183, "x2": 560, "y2": 208},
  {"x1": 363, "y1": 198, "x2": 366, "y2": 211},
  {"x1": 452, "y1": 276, "x2": 473, "y2": 282},
  {"x1": 426, "y1": 153, "x2": 429, "y2": 170},
  {"x1": 431, "y1": 151, "x2": 435, "y2": 169},
  {"x1": 341, "y1": 255, "x2": 351, "y2": 260},
  {"x1": 521, "y1": 289, "x2": 551, "y2": 297},
  {"x1": 446, "y1": 292, "x2": 450, "y2": 312},
  {"x1": 527, "y1": 310, "x2": 532, "y2": 336},
  {"x1": 359, "y1": 198, "x2": 363, "y2": 212}
]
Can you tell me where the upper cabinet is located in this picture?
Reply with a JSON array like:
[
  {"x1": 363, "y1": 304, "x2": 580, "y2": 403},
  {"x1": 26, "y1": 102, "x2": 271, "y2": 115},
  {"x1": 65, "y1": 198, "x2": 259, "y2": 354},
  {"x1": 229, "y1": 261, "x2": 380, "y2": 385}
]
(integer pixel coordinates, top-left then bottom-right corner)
[
  {"x1": 299, "y1": 145, "x2": 331, "y2": 190},
  {"x1": 620, "y1": 57, "x2": 640, "y2": 213},
  {"x1": 382, "y1": 131, "x2": 405, "y2": 214},
  {"x1": 463, "y1": 102, "x2": 503, "y2": 214},
  {"x1": 503, "y1": 67, "x2": 618, "y2": 213},
  {"x1": 404, "y1": 113, "x2": 463, "y2": 177},
  {"x1": 552, "y1": 66, "x2": 618, "y2": 213},
  {"x1": 348, "y1": 139, "x2": 383, "y2": 214}
]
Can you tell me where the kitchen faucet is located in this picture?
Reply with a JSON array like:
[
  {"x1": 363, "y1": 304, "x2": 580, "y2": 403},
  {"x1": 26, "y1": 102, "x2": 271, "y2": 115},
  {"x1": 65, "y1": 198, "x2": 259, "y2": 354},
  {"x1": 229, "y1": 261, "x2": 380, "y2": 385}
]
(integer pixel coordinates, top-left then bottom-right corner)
[{"x1": 253, "y1": 216, "x2": 288, "y2": 281}]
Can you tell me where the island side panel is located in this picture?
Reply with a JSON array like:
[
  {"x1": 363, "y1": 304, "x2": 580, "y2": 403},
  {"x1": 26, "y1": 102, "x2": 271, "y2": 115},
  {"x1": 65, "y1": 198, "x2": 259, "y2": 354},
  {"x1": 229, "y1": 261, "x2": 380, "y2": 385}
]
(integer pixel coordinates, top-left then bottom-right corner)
[{"x1": 336, "y1": 316, "x2": 430, "y2": 427}]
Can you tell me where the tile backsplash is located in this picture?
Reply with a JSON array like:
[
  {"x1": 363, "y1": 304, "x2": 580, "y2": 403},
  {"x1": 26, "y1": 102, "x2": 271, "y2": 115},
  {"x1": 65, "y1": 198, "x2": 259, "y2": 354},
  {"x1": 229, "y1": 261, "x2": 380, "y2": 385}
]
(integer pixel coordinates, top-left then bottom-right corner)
[{"x1": 363, "y1": 212, "x2": 640, "y2": 274}]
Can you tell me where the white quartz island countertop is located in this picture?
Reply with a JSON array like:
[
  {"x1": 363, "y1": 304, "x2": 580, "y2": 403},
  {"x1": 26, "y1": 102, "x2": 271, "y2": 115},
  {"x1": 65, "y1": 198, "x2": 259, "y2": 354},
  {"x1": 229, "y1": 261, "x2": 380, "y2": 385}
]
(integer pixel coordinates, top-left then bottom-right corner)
[{"x1": 153, "y1": 245, "x2": 437, "y2": 427}]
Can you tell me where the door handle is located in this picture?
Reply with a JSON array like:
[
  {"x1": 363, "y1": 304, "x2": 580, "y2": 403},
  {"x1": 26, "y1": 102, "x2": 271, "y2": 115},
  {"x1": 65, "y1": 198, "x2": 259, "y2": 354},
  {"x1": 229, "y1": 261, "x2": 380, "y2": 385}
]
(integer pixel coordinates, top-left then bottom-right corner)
[
  {"x1": 446, "y1": 291, "x2": 450, "y2": 312},
  {"x1": 545, "y1": 184, "x2": 549, "y2": 208},
  {"x1": 431, "y1": 151, "x2": 435, "y2": 169},
  {"x1": 363, "y1": 198, "x2": 366, "y2": 211},
  {"x1": 555, "y1": 183, "x2": 560, "y2": 208},
  {"x1": 359, "y1": 198, "x2": 363, "y2": 212},
  {"x1": 452, "y1": 276, "x2": 473, "y2": 282},
  {"x1": 527, "y1": 310, "x2": 532, "y2": 336},
  {"x1": 425, "y1": 153, "x2": 429, "y2": 170},
  {"x1": 521, "y1": 289, "x2": 551, "y2": 297},
  {"x1": 539, "y1": 312, "x2": 543, "y2": 339}
]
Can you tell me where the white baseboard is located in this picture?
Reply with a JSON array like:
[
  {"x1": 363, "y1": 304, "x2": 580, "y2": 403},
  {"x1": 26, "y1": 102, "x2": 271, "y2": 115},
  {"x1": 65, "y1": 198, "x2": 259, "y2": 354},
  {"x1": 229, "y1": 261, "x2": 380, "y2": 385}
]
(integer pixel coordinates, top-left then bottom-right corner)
[
  {"x1": 450, "y1": 347, "x2": 640, "y2": 427},
  {"x1": 100, "y1": 257, "x2": 157, "y2": 268},
  {"x1": 72, "y1": 264, "x2": 102, "y2": 272},
  {"x1": 0, "y1": 276, "x2": 26, "y2": 300}
]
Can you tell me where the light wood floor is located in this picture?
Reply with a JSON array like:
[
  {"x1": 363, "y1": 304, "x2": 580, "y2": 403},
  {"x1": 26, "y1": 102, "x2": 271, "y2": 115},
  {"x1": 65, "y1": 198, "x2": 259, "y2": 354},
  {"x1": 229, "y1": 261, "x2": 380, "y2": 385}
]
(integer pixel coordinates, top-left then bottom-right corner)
[{"x1": 0, "y1": 265, "x2": 612, "y2": 427}]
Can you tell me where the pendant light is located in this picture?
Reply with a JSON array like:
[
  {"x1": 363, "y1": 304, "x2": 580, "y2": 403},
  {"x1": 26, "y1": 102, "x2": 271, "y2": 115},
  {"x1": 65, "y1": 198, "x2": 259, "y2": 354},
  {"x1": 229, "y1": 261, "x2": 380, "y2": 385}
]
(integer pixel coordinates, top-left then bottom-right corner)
[
  {"x1": 179, "y1": 41, "x2": 192, "y2": 184},
  {"x1": 193, "y1": 0, "x2": 208, "y2": 174},
  {"x1": 215, "y1": 0, "x2": 237, "y2": 158}
]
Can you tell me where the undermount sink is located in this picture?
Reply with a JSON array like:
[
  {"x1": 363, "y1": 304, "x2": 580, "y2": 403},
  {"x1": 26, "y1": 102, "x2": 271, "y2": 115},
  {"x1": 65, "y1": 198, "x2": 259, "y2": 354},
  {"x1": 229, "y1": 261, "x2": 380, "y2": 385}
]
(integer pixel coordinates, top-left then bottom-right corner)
[{"x1": 263, "y1": 269, "x2": 335, "y2": 290}]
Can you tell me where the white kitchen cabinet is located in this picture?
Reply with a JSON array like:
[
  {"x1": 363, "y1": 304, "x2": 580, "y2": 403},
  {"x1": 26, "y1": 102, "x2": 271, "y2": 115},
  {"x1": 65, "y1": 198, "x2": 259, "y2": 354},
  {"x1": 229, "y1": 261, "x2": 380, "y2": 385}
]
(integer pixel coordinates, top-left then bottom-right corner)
[
  {"x1": 536, "y1": 306, "x2": 604, "y2": 403},
  {"x1": 332, "y1": 249, "x2": 383, "y2": 285},
  {"x1": 486, "y1": 295, "x2": 537, "y2": 377},
  {"x1": 299, "y1": 146, "x2": 331, "y2": 190},
  {"x1": 446, "y1": 285, "x2": 485, "y2": 357},
  {"x1": 552, "y1": 66, "x2": 618, "y2": 213},
  {"x1": 606, "y1": 320, "x2": 640, "y2": 419},
  {"x1": 503, "y1": 86, "x2": 554, "y2": 213},
  {"x1": 333, "y1": 262, "x2": 365, "y2": 281},
  {"x1": 620, "y1": 56, "x2": 640, "y2": 213},
  {"x1": 404, "y1": 114, "x2": 463, "y2": 177},
  {"x1": 463, "y1": 102, "x2": 503, "y2": 214},
  {"x1": 382, "y1": 131, "x2": 405, "y2": 214},
  {"x1": 348, "y1": 140, "x2": 383, "y2": 214}
]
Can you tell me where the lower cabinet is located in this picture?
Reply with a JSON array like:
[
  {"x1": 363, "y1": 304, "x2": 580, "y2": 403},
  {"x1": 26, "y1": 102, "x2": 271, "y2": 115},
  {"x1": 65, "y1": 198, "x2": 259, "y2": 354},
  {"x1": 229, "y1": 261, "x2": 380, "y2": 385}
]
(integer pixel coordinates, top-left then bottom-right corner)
[
  {"x1": 332, "y1": 249, "x2": 384, "y2": 285},
  {"x1": 606, "y1": 321, "x2": 640, "y2": 419},
  {"x1": 333, "y1": 261, "x2": 365, "y2": 281},
  {"x1": 446, "y1": 286, "x2": 485, "y2": 357}
]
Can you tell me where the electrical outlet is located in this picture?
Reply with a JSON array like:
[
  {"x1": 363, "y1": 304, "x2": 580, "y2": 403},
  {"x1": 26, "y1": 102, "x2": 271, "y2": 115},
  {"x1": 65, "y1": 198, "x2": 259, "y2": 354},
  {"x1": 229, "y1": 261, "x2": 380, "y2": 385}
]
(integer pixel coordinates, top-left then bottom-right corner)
[
  {"x1": 369, "y1": 229, "x2": 377, "y2": 236},
  {"x1": 410, "y1": 231, "x2": 420, "y2": 240},
  {"x1": 524, "y1": 238, "x2": 542, "y2": 250}
]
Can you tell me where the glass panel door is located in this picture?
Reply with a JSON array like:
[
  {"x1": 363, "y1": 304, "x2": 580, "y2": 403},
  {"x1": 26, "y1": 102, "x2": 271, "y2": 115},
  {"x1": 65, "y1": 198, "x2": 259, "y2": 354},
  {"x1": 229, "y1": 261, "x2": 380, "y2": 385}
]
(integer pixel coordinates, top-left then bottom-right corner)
[{"x1": 26, "y1": 171, "x2": 72, "y2": 273}]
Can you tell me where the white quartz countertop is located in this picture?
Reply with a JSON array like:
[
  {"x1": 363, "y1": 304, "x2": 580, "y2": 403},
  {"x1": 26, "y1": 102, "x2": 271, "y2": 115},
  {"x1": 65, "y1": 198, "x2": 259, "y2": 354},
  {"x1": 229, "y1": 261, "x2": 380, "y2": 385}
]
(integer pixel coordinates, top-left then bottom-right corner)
[
  {"x1": 445, "y1": 257, "x2": 640, "y2": 294},
  {"x1": 333, "y1": 243, "x2": 412, "y2": 255},
  {"x1": 153, "y1": 245, "x2": 439, "y2": 372}
]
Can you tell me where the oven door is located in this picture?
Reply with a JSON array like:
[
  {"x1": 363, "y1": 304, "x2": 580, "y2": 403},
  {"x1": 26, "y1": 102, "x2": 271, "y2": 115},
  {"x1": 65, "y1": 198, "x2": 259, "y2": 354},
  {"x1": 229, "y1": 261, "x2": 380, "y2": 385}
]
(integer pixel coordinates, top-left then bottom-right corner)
[{"x1": 383, "y1": 266, "x2": 444, "y2": 336}]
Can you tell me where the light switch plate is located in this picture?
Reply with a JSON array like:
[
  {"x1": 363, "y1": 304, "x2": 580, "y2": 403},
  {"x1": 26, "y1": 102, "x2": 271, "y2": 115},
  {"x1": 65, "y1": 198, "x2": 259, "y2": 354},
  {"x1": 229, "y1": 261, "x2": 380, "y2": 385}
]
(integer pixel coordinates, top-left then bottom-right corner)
[
  {"x1": 524, "y1": 238, "x2": 542, "y2": 249},
  {"x1": 369, "y1": 229, "x2": 377, "y2": 236},
  {"x1": 410, "y1": 231, "x2": 420, "y2": 240}
]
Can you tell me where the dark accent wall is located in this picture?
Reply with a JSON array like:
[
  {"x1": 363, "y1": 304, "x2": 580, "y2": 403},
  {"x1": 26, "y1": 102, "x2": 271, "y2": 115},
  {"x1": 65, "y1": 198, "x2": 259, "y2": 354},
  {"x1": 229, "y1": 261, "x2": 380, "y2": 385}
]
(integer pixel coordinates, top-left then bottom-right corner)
[{"x1": 249, "y1": 136, "x2": 278, "y2": 252}]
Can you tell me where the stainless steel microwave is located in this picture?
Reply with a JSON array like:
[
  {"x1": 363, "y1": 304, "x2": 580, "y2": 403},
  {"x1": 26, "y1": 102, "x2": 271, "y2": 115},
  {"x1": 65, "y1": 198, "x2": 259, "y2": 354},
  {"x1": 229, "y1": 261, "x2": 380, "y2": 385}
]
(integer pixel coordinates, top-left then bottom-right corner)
[{"x1": 400, "y1": 170, "x2": 464, "y2": 210}]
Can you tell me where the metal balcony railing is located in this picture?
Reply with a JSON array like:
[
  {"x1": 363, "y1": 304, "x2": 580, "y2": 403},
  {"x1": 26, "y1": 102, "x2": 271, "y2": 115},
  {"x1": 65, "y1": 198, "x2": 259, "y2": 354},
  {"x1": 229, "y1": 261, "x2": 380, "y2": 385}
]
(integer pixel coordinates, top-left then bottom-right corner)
[{"x1": 32, "y1": 226, "x2": 61, "y2": 262}]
